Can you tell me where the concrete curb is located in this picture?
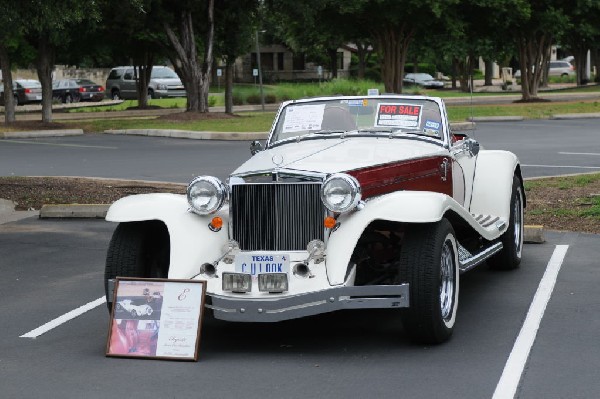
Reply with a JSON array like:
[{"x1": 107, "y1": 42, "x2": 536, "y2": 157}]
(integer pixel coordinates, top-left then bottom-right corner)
[
  {"x1": 0, "y1": 129, "x2": 84, "y2": 139},
  {"x1": 104, "y1": 129, "x2": 268, "y2": 141},
  {"x1": 551, "y1": 112, "x2": 600, "y2": 120},
  {"x1": 39, "y1": 204, "x2": 110, "y2": 219},
  {"x1": 468, "y1": 116, "x2": 525, "y2": 122},
  {"x1": 524, "y1": 225, "x2": 545, "y2": 243}
]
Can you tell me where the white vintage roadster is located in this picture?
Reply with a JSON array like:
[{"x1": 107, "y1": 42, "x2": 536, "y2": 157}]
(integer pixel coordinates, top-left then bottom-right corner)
[{"x1": 104, "y1": 95, "x2": 524, "y2": 344}]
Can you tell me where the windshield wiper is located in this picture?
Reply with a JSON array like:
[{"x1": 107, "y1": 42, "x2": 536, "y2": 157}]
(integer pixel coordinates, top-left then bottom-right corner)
[{"x1": 297, "y1": 130, "x2": 346, "y2": 142}]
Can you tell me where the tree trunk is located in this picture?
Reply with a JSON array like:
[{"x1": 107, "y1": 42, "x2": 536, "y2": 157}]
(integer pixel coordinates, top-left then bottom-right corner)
[
  {"x1": 0, "y1": 44, "x2": 16, "y2": 123},
  {"x1": 224, "y1": 59, "x2": 234, "y2": 114},
  {"x1": 518, "y1": 32, "x2": 552, "y2": 101},
  {"x1": 374, "y1": 24, "x2": 413, "y2": 93},
  {"x1": 355, "y1": 42, "x2": 368, "y2": 80},
  {"x1": 36, "y1": 35, "x2": 55, "y2": 123},
  {"x1": 573, "y1": 47, "x2": 587, "y2": 85},
  {"x1": 592, "y1": 48, "x2": 600, "y2": 83},
  {"x1": 327, "y1": 48, "x2": 338, "y2": 79},
  {"x1": 484, "y1": 59, "x2": 494, "y2": 86},
  {"x1": 451, "y1": 57, "x2": 458, "y2": 89},
  {"x1": 134, "y1": 53, "x2": 154, "y2": 108},
  {"x1": 164, "y1": 0, "x2": 214, "y2": 113}
]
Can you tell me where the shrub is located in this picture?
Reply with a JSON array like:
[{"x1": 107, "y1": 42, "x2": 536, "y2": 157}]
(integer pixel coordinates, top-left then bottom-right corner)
[
  {"x1": 232, "y1": 94, "x2": 244, "y2": 105},
  {"x1": 246, "y1": 94, "x2": 261, "y2": 104}
]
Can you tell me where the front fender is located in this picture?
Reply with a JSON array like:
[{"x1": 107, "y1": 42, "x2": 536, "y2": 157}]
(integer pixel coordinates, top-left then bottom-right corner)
[
  {"x1": 325, "y1": 191, "x2": 496, "y2": 285},
  {"x1": 106, "y1": 194, "x2": 229, "y2": 279}
]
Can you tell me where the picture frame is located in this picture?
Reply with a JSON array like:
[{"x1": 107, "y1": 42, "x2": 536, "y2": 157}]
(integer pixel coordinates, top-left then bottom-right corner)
[{"x1": 106, "y1": 278, "x2": 207, "y2": 361}]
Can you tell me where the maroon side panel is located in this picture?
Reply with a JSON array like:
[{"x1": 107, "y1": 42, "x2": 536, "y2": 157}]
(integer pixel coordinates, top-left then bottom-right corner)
[{"x1": 346, "y1": 156, "x2": 453, "y2": 199}]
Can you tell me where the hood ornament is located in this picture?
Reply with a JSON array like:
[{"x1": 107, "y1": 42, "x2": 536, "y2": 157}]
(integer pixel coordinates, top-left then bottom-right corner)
[{"x1": 272, "y1": 154, "x2": 284, "y2": 167}]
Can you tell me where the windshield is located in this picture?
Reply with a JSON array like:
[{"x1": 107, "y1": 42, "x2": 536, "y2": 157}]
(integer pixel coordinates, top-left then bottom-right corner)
[
  {"x1": 270, "y1": 97, "x2": 445, "y2": 143},
  {"x1": 151, "y1": 68, "x2": 179, "y2": 79}
]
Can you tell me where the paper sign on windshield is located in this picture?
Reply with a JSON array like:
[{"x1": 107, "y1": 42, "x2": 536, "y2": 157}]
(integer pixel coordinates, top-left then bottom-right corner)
[
  {"x1": 282, "y1": 104, "x2": 326, "y2": 133},
  {"x1": 375, "y1": 103, "x2": 422, "y2": 129}
]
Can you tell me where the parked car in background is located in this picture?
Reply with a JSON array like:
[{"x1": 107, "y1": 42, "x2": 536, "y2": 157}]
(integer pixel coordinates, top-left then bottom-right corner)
[
  {"x1": 0, "y1": 79, "x2": 42, "y2": 106},
  {"x1": 105, "y1": 66, "x2": 186, "y2": 100},
  {"x1": 104, "y1": 94, "x2": 525, "y2": 345},
  {"x1": 514, "y1": 60, "x2": 575, "y2": 78},
  {"x1": 52, "y1": 79, "x2": 104, "y2": 103},
  {"x1": 403, "y1": 73, "x2": 445, "y2": 89}
]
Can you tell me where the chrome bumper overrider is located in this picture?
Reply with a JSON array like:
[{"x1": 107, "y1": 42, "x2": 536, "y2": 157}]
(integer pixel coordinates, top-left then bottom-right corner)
[{"x1": 207, "y1": 284, "x2": 409, "y2": 322}]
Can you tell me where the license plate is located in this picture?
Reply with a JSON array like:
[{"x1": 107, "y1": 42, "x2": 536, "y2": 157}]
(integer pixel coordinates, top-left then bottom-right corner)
[
  {"x1": 36, "y1": 95, "x2": 42, "y2": 100},
  {"x1": 235, "y1": 253, "x2": 289, "y2": 277}
]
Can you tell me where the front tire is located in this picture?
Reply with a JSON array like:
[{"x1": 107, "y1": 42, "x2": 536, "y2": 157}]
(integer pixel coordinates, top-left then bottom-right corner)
[
  {"x1": 488, "y1": 176, "x2": 524, "y2": 270},
  {"x1": 398, "y1": 218, "x2": 459, "y2": 344},
  {"x1": 104, "y1": 221, "x2": 170, "y2": 310}
]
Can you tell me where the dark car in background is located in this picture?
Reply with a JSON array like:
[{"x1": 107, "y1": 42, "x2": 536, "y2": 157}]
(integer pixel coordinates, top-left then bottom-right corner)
[
  {"x1": 0, "y1": 79, "x2": 43, "y2": 106},
  {"x1": 52, "y1": 79, "x2": 105, "y2": 103},
  {"x1": 403, "y1": 73, "x2": 445, "y2": 89}
]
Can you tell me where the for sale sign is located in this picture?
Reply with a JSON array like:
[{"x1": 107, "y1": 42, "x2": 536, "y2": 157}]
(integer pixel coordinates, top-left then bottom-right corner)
[{"x1": 375, "y1": 103, "x2": 423, "y2": 129}]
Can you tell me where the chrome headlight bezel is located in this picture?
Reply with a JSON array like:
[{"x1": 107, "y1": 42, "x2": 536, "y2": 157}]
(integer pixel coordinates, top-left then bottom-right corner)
[
  {"x1": 320, "y1": 173, "x2": 362, "y2": 213},
  {"x1": 186, "y1": 176, "x2": 227, "y2": 215}
]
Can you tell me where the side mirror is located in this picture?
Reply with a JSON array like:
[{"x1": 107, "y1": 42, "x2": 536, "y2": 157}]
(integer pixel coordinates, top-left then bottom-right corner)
[
  {"x1": 464, "y1": 138, "x2": 480, "y2": 156},
  {"x1": 250, "y1": 140, "x2": 263, "y2": 156}
]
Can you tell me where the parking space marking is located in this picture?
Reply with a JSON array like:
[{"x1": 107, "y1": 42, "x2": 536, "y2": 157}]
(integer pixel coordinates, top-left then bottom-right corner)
[
  {"x1": 20, "y1": 296, "x2": 105, "y2": 339},
  {"x1": 558, "y1": 152, "x2": 600, "y2": 156},
  {"x1": 1, "y1": 139, "x2": 117, "y2": 149},
  {"x1": 492, "y1": 245, "x2": 569, "y2": 399},
  {"x1": 522, "y1": 164, "x2": 600, "y2": 170}
]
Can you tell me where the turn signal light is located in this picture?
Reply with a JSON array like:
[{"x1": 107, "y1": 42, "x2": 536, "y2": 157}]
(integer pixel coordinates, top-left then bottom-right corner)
[
  {"x1": 209, "y1": 216, "x2": 223, "y2": 231},
  {"x1": 324, "y1": 216, "x2": 336, "y2": 229}
]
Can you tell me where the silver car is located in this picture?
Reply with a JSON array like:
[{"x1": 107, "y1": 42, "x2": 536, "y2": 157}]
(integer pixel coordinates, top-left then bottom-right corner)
[
  {"x1": 403, "y1": 73, "x2": 445, "y2": 89},
  {"x1": 105, "y1": 66, "x2": 186, "y2": 100},
  {"x1": 0, "y1": 79, "x2": 43, "y2": 106},
  {"x1": 515, "y1": 61, "x2": 575, "y2": 78}
]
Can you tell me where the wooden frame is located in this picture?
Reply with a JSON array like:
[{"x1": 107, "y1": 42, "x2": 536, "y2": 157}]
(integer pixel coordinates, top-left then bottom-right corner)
[{"x1": 106, "y1": 278, "x2": 206, "y2": 361}]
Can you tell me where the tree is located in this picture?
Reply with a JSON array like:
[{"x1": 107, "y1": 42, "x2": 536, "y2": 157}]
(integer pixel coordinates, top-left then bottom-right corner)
[
  {"x1": 0, "y1": 0, "x2": 23, "y2": 123},
  {"x1": 162, "y1": 0, "x2": 215, "y2": 113},
  {"x1": 18, "y1": 1, "x2": 101, "y2": 122},
  {"x1": 561, "y1": 0, "x2": 600, "y2": 86},
  {"x1": 214, "y1": 0, "x2": 259, "y2": 114}
]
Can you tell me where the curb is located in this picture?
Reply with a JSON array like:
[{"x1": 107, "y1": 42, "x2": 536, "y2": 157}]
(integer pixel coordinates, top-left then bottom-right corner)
[
  {"x1": 468, "y1": 116, "x2": 524, "y2": 122},
  {"x1": 524, "y1": 225, "x2": 545, "y2": 243},
  {"x1": 551, "y1": 113, "x2": 600, "y2": 120},
  {"x1": 0, "y1": 129, "x2": 84, "y2": 139},
  {"x1": 39, "y1": 204, "x2": 110, "y2": 219},
  {"x1": 104, "y1": 129, "x2": 268, "y2": 141}
]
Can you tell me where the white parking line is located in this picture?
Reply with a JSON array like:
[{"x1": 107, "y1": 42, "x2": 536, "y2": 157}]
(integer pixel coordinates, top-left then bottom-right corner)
[
  {"x1": 20, "y1": 296, "x2": 106, "y2": 339},
  {"x1": 492, "y1": 245, "x2": 569, "y2": 399},
  {"x1": 523, "y1": 164, "x2": 600, "y2": 169},
  {"x1": 559, "y1": 152, "x2": 600, "y2": 156}
]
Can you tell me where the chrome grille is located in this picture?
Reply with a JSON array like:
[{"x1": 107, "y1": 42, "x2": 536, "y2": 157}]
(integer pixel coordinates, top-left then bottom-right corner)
[{"x1": 231, "y1": 183, "x2": 325, "y2": 251}]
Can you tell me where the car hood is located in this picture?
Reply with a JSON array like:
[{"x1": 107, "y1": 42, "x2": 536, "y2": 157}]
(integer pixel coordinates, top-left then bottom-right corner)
[{"x1": 233, "y1": 137, "x2": 448, "y2": 176}]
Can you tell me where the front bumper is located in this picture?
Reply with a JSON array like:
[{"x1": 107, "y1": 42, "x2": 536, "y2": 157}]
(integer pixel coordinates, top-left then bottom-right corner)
[
  {"x1": 207, "y1": 284, "x2": 409, "y2": 322},
  {"x1": 108, "y1": 280, "x2": 409, "y2": 322}
]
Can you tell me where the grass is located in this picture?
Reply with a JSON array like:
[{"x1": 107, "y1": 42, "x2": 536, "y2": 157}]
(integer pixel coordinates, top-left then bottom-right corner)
[
  {"x1": 524, "y1": 173, "x2": 600, "y2": 191},
  {"x1": 448, "y1": 100, "x2": 600, "y2": 121}
]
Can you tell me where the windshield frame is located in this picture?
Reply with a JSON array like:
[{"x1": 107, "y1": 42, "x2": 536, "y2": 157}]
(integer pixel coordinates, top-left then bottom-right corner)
[{"x1": 266, "y1": 95, "x2": 450, "y2": 149}]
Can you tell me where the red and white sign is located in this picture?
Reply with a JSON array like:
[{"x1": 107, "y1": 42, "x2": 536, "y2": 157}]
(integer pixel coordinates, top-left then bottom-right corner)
[{"x1": 375, "y1": 103, "x2": 422, "y2": 129}]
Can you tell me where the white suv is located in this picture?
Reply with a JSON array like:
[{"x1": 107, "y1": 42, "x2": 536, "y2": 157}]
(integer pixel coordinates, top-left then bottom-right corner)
[
  {"x1": 515, "y1": 60, "x2": 575, "y2": 78},
  {"x1": 105, "y1": 66, "x2": 186, "y2": 100}
]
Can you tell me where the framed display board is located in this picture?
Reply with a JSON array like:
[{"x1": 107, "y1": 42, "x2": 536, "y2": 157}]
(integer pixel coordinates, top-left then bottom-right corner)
[{"x1": 106, "y1": 278, "x2": 206, "y2": 361}]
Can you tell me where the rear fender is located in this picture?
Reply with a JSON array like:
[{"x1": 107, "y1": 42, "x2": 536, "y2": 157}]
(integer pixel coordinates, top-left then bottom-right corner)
[{"x1": 106, "y1": 194, "x2": 229, "y2": 279}]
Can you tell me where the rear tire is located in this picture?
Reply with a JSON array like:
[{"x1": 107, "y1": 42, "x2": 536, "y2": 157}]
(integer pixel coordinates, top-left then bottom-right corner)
[
  {"x1": 65, "y1": 94, "x2": 72, "y2": 104},
  {"x1": 488, "y1": 176, "x2": 524, "y2": 270},
  {"x1": 111, "y1": 90, "x2": 121, "y2": 100},
  {"x1": 104, "y1": 221, "x2": 170, "y2": 310},
  {"x1": 398, "y1": 218, "x2": 459, "y2": 344}
]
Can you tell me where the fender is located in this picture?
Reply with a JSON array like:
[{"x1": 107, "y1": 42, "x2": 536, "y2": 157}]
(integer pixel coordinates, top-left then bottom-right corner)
[
  {"x1": 106, "y1": 193, "x2": 229, "y2": 279},
  {"x1": 325, "y1": 191, "x2": 503, "y2": 285},
  {"x1": 469, "y1": 150, "x2": 520, "y2": 220}
]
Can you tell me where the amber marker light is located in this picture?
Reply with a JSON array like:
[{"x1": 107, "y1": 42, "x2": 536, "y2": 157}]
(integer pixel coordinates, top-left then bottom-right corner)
[
  {"x1": 209, "y1": 216, "x2": 223, "y2": 231},
  {"x1": 324, "y1": 216, "x2": 336, "y2": 229}
]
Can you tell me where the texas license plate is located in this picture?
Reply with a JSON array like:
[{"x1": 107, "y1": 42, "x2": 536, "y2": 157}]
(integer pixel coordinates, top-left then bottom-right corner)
[{"x1": 235, "y1": 253, "x2": 289, "y2": 276}]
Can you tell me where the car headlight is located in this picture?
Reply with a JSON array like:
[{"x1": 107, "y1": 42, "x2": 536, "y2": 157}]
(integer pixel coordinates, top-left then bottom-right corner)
[
  {"x1": 187, "y1": 176, "x2": 227, "y2": 215},
  {"x1": 156, "y1": 84, "x2": 167, "y2": 90},
  {"x1": 320, "y1": 173, "x2": 361, "y2": 213}
]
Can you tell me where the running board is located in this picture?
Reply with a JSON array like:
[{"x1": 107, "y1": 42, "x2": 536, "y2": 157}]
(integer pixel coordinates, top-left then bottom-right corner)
[{"x1": 458, "y1": 242, "x2": 503, "y2": 273}]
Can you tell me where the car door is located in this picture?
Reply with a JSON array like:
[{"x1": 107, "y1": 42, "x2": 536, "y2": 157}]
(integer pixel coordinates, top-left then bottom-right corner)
[
  {"x1": 122, "y1": 68, "x2": 137, "y2": 99},
  {"x1": 450, "y1": 136, "x2": 478, "y2": 210}
]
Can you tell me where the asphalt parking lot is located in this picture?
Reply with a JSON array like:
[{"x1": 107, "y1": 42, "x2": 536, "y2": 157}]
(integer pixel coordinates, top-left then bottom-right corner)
[{"x1": 1, "y1": 217, "x2": 598, "y2": 398}]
